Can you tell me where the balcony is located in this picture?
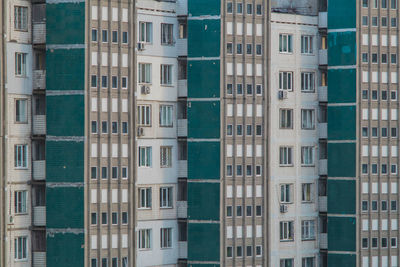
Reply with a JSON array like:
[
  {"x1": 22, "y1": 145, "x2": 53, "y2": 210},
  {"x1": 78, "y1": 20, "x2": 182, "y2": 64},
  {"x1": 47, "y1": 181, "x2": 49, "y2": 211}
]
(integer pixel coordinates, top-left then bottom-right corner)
[
  {"x1": 178, "y1": 80, "x2": 188, "y2": 97},
  {"x1": 318, "y1": 123, "x2": 328, "y2": 139},
  {"x1": 33, "y1": 22, "x2": 46, "y2": 44},
  {"x1": 320, "y1": 233, "x2": 328, "y2": 249},
  {"x1": 319, "y1": 196, "x2": 327, "y2": 212},
  {"x1": 33, "y1": 70, "x2": 46, "y2": 90},
  {"x1": 178, "y1": 119, "x2": 187, "y2": 137},
  {"x1": 33, "y1": 206, "x2": 46, "y2": 226},
  {"x1": 177, "y1": 39, "x2": 188, "y2": 56},
  {"x1": 319, "y1": 159, "x2": 328, "y2": 176},
  {"x1": 319, "y1": 12, "x2": 327, "y2": 28},
  {"x1": 319, "y1": 49, "x2": 328, "y2": 65},
  {"x1": 33, "y1": 252, "x2": 46, "y2": 267},
  {"x1": 178, "y1": 160, "x2": 187, "y2": 178},
  {"x1": 33, "y1": 160, "x2": 45, "y2": 180},
  {"x1": 33, "y1": 115, "x2": 46, "y2": 135},
  {"x1": 178, "y1": 241, "x2": 188, "y2": 258},
  {"x1": 318, "y1": 86, "x2": 327, "y2": 102},
  {"x1": 177, "y1": 201, "x2": 187, "y2": 218}
]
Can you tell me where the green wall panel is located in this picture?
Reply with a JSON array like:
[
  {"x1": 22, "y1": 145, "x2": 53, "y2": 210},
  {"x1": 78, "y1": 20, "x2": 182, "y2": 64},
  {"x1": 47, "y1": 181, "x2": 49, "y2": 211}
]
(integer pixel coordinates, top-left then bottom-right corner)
[
  {"x1": 47, "y1": 95, "x2": 84, "y2": 136},
  {"x1": 188, "y1": 20, "x2": 220, "y2": 58},
  {"x1": 46, "y1": 187, "x2": 84, "y2": 228},
  {"x1": 328, "y1": 69, "x2": 356, "y2": 103},
  {"x1": 46, "y1": 141, "x2": 84, "y2": 183},
  {"x1": 328, "y1": 216, "x2": 356, "y2": 251},
  {"x1": 328, "y1": 0, "x2": 356, "y2": 29},
  {"x1": 188, "y1": 183, "x2": 220, "y2": 220},
  {"x1": 188, "y1": 0, "x2": 220, "y2": 16},
  {"x1": 188, "y1": 60, "x2": 220, "y2": 98},
  {"x1": 188, "y1": 142, "x2": 220, "y2": 179},
  {"x1": 328, "y1": 143, "x2": 356, "y2": 177},
  {"x1": 46, "y1": 3, "x2": 84, "y2": 44},
  {"x1": 188, "y1": 101, "x2": 220, "y2": 138},
  {"x1": 328, "y1": 180, "x2": 356, "y2": 214},
  {"x1": 46, "y1": 49, "x2": 85, "y2": 91},
  {"x1": 46, "y1": 233, "x2": 84, "y2": 267},
  {"x1": 328, "y1": 254, "x2": 356, "y2": 267},
  {"x1": 188, "y1": 223, "x2": 220, "y2": 261},
  {"x1": 328, "y1": 32, "x2": 357, "y2": 66},
  {"x1": 327, "y1": 106, "x2": 356, "y2": 141}
]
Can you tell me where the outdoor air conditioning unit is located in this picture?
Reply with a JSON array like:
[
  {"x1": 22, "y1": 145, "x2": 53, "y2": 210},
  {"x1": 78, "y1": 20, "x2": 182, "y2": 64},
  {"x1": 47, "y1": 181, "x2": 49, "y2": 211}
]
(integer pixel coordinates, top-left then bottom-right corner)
[
  {"x1": 141, "y1": 85, "x2": 151, "y2": 95},
  {"x1": 138, "y1": 42, "x2": 146, "y2": 51},
  {"x1": 137, "y1": 127, "x2": 144, "y2": 137},
  {"x1": 278, "y1": 90, "x2": 288, "y2": 100},
  {"x1": 280, "y1": 204, "x2": 288, "y2": 213}
]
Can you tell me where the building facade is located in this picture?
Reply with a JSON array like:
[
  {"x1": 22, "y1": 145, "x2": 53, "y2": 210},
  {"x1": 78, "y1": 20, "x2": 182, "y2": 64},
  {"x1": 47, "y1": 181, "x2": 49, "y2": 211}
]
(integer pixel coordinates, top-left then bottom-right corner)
[{"x1": 0, "y1": 0, "x2": 398, "y2": 266}]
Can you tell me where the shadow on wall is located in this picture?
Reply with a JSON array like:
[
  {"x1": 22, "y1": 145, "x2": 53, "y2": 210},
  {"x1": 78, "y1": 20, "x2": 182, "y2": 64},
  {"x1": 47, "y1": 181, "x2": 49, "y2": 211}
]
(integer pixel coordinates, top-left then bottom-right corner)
[{"x1": 271, "y1": 0, "x2": 325, "y2": 15}]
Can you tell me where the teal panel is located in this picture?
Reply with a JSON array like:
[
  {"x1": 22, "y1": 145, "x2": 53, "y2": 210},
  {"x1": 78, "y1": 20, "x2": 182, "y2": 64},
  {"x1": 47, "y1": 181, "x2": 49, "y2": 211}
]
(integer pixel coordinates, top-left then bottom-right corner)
[
  {"x1": 46, "y1": 48, "x2": 84, "y2": 91},
  {"x1": 328, "y1": 32, "x2": 356, "y2": 66},
  {"x1": 46, "y1": 233, "x2": 84, "y2": 267},
  {"x1": 188, "y1": 223, "x2": 220, "y2": 261},
  {"x1": 188, "y1": 20, "x2": 220, "y2": 58},
  {"x1": 46, "y1": 187, "x2": 83, "y2": 228},
  {"x1": 328, "y1": 0, "x2": 356, "y2": 29},
  {"x1": 328, "y1": 254, "x2": 356, "y2": 267},
  {"x1": 188, "y1": 60, "x2": 220, "y2": 98},
  {"x1": 328, "y1": 216, "x2": 356, "y2": 252},
  {"x1": 328, "y1": 69, "x2": 356, "y2": 103},
  {"x1": 328, "y1": 106, "x2": 356, "y2": 140},
  {"x1": 46, "y1": 141, "x2": 84, "y2": 183},
  {"x1": 188, "y1": 101, "x2": 220, "y2": 138},
  {"x1": 328, "y1": 180, "x2": 356, "y2": 214},
  {"x1": 188, "y1": 142, "x2": 220, "y2": 180},
  {"x1": 188, "y1": 183, "x2": 220, "y2": 220},
  {"x1": 328, "y1": 143, "x2": 356, "y2": 177},
  {"x1": 46, "y1": 3, "x2": 85, "y2": 44},
  {"x1": 46, "y1": 95, "x2": 84, "y2": 136},
  {"x1": 188, "y1": 0, "x2": 220, "y2": 16}
]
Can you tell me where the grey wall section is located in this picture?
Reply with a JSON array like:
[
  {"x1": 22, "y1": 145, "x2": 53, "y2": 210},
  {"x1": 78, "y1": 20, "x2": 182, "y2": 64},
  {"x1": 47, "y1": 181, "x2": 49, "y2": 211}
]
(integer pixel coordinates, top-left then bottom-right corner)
[{"x1": 271, "y1": 0, "x2": 319, "y2": 15}]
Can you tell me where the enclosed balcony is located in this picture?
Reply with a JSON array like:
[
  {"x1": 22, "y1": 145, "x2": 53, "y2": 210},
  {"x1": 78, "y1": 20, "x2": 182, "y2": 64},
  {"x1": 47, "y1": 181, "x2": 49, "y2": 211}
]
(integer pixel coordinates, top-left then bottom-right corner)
[{"x1": 32, "y1": 4, "x2": 46, "y2": 45}]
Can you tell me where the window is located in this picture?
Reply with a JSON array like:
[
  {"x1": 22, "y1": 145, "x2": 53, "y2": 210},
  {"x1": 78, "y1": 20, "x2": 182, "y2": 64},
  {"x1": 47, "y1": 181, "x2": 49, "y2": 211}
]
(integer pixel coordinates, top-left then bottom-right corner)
[
  {"x1": 160, "y1": 228, "x2": 172, "y2": 248},
  {"x1": 178, "y1": 21, "x2": 186, "y2": 39},
  {"x1": 246, "y1": 44, "x2": 252, "y2": 55},
  {"x1": 279, "y1": 147, "x2": 293, "y2": 166},
  {"x1": 101, "y1": 121, "x2": 108, "y2": 134},
  {"x1": 161, "y1": 24, "x2": 174, "y2": 45},
  {"x1": 122, "y1": 212, "x2": 128, "y2": 224},
  {"x1": 138, "y1": 63, "x2": 151, "y2": 84},
  {"x1": 302, "y1": 183, "x2": 312, "y2": 202},
  {"x1": 139, "y1": 188, "x2": 152, "y2": 208},
  {"x1": 256, "y1": 4, "x2": 262, "y2": 15},
  {"x1": 227, "y1": 2, "x2": 233, "y2": 13},
  {"x1": 122, "y1": 257, "x2": 128, "y2": 267},
  {"x1": 14, "y1": 191, "x2": 27, "y2": 214},
  {"x1": 91, "y1": 213, "x2": 97, "y2": 225},
  {"x1": 247, "y1": 3, "x2": 253, "y2": 14},
  {"x1": 363, "y1": 0, "x2": 369, "y2": 7},
  {"x1": 121, "y1": 166, "x2": 128, "y2": 179},
  {"x1": 139, "y1": 22, "x2": 152, "y2": 43},
  {"x1": 227, "y1": 43, "x2": 233, "y2": 54},
  {"x1": 101, "y1": 76, "x2": 108, "y2": 88},
  {"x1": 122, "y1": 77, "x2": 128, "y2": 89},
  {"x1": 14, "y1": 236, "x2": 27, "y2": 260},
  {"x1": 280, "y1": 259, "x2": 294, "y2": 267},
  {"x1": 102, "y1": 30, "x2": 108, "y2": 42},
  {"x1": 392, "y1": 54, "x2": 397, "y2": 64},
  {"x1": 227, "y1": 246, "x2": 233, "y2": 257},
  {"x1": 122, "y1": 32, "x2": 128, "y2": 44},
  {"x1": 160, "y1": 64, "x2": 172, "y2": 85},
  {"x1": 280, "y1": 109, "x2": 293, "y2": 129},
  {"x1": 15, "y1": 99, "x2": 27, "y2": 123},
  {"x1": 91, "y1": 75, "x2": 97, "y2": 87},
  {"x1": 15, "y1": 145, "x2": 27, "y2": 168},
  {"x1": 101, "y1": 258, "x2": 107, "y2": 267},
  {"x1": 301, "y1": 146, "x2": 314, "y2": 166},
  {"x1": 382, "y1": 0, "x2": 387, "y2": 8},
  {"x1": 279, "y1": 71, "x2": 293, "y2": 91},
  {"x1": 301, "y1": 220, "x2": 315, "y2": 240},
  {"x1": 160, "y1": 187, "x2": 172, "y2": 208},
  {"x1": 138, "y1": 147, "x2": 152, "y2": 167},
  {"x1": 15, "y1": 53, "x2": 27, "y2": 76},
  {"x1": 362, "y1": 16, "x2": 369, "y2": 25},
  {"x1": 301, "y1": 36, "x2": 313, "y2": 54},
  {"x1": 91, "y1": 167, "x2": 97, "y2": 179},
  {"x1": 302, "y1": 257, "x2": 315, "y2": 267},
  {"x1": 391, "y1": 17, "x2": 397, "y2": 27},
  {"x1": 227, "y1": 206, "x2": 233, "y2": 217},
  {"x1": 237, "y1": 3, "x2": 243, "y2": 14},
  {"x1": 301, "y1": 109, "x2": 315, "y2": 129},
  {"x1": 14, "y1": 6, "x2": 28, "y2": 31},
  {"x1": 280, "y1": 184, "x2": 292, "y2": 203},
  {"x1": 256, "y1": 44, "x2": 262, "y2": 55},
  {"x1": 391, "y1": 0, "x2": 397, "y2": 8},
  {"x1": 138, "y1": 229, "x2": 151, "y2": 249},
  {"x1": 101, "y1": 212, "x2": 107, "y2": 225},
  {"x1": 160, "y1": 146, "x2": 172, "y2": 167},
  {"x1": 101, "y1": 166, "x2": 107, "y2": 180},
  {"x1": 160, "y1": 105, "x2": 173, "y2": 127},
  {"x1": 91, "y1": 259, "x2": 97, "y2": 267},
  {"x1": 279, "y1": 34, "x2": 293, "y2": 53},
  {"x1": 111, "y1": 258, "x2": 117, "y2": 267},
  {"x1": 111, "y1": 122, "x2": 118, "y2": 134},
  {"x1": 280, "y1": 221, "x2": 294, "y2": 241},
  {"x1": 236, "y1": 246, "x2": 243, "y2": 257},
  {"x1": 301, "y1": 72, "x2": 315, "y2": 92},
  {"x1": 236, "y1": 205, "x2": 242, "y2": 216},
  {"x1": 362, "y1": 53, "x2": 368, "y2": 63},
  {"x1": 137, "y1": 105, "x2": 151, "y2": 126}
]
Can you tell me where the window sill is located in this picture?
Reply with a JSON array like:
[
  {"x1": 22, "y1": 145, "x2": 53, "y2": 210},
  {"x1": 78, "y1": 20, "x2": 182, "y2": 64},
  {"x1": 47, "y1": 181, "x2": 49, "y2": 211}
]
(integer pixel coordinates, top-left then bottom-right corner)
[
  {"x1": 302, "y1": 238, "x2": 316, "y2": 241},
  {"x1": 301, "y1": 164, "x2": 315, "y2": 167},
  {"x1": 160, "y1": 125, "x2": 174, "y2": 128},
  {"x1": 14, "y1": 212, "x2": 28, "y2": 216},
  {"x1": 160, "y1": 207, "x2": 173, "y2": 209},
  {"x1": 138, "y1": 207, "x2": 152, "y2": 210},
  {"x1": 279, "y1": 165, "x2": 293, "y2": 167},
  {"x1": 160, "y1": 84, "x2": 174, "y2": 87},
  {"x1": 15, "y1": 121, "x2": 28, "y2": 124},
  {"x1": 301, "y1": 91, "x2": 315, "y2": 93},
  {"x1": 14, "y1": 167, "x2": 28, "y2": 170},
  {"x1": 280, "y1": 239, "x2": 294, "y2": 242}
]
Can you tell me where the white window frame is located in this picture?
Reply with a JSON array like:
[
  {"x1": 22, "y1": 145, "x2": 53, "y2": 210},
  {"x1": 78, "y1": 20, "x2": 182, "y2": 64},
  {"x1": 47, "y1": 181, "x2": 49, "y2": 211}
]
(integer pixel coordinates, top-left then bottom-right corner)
[
  {"x1": 137, "y1": 105, "x2": 151, "y2": 126},
  {"x1": 301, "y1": 35, "x2": 313, "y2": 54},
  {"x1": 160, "y1": 187, "x2": 173, "y2": 208},
  {"x1": 138, "y1": 146, "x2": 152, "y2": 167},
  {"x1": 302, "y1": 183, "x2": 313, "y2": 202},
  {"x1": 14, "y1": 236, "x2": 27, "y2": 260},
  {"x1": 301, "y1": 146, "x2": 314, "y2": 166},
  {"x1": 301, "y1": 72, "x2": 315, "y2": 92},
  {"x1": 160, "y1": 228, "x2": 172, "y2": 248},
  {"x1": 280, "y1": 259, "x2": 294, "y2": 267},
  {"x1": 14, "y1": 6, "x2": 28, "y2": 31},
  {"x1": 302, "y1": 257, "x2": 316, "y2": 267},
  {"x1": 138, "y1": 63, "x2": 151, "y2": 84},
  {"x1": 279, "y1": 146, "x2": 293, "y2": 166},
  {"x1": 301, "y1": 220, "x2": 315, "y2": 240},
  {"x1": 160, "y1": 64, "x2": 173, "y2": 85},
  {"x1": 15, "y1": 99, "x2": 27, "y2": 123},
  {"x1": 139, "y1": 188, "x2": 152, "y2": 209},
  {"x1": 160, "y1": 105, "x2": 173, "y2": 127},
  {"x1": 139, "y1": 21, "x2": 153, "y2": 43},
  {"x1": 280, "y1": 109, "x2": 293, "y2": 129},
  {"x1": 279, "y1": 34, "x2": 293, "y2": 53},
  {"x1": 161, "y1": 23, "x2": 174, "y2": 45},
  {"x1": 15, "y1": 53, "x2": 27, "y2": 76},
  {"x1": 138, "y1": 229, "x2": 151, "y2": 249},
  {"x1": 279, "y1": 71, "x2": 293, "y2": 91},
  {"x1": 301, "y1": 109, "x2": 315, "y2": 129},
  {"x1": 15, "y1": 144, "x2": 28, "y2": 169},
  {"x1": 14, "y1": 191, "x2": 27, "y2": 214},
  {"x1": 280, "y1": 221, "x2": 294, "y2": 241},
  {"x1": 160, "y1": 146, "x2": 172, "y2": 168},
  {"x1": 280, "y1": 184, "x2": 292, "y2": 203}
]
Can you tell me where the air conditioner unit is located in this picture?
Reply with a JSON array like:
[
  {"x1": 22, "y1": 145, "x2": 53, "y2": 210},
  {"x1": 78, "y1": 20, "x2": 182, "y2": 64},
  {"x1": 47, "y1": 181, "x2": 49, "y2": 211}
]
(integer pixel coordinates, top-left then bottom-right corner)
[
  {"x1": 278, "y1": 90, "x2": 288, "y2": 100},
  {"x1": 280, "y1": 204, "x2": 288, "y2": 213},
  {"x1": 137, "y1": 127, "x2": 144, "y2": 137},
  {"x1": 141, "y1": 85, "x2": 150, "y2": 94},
  {"x1": 137, "y1": 42, "x2": 146, "y2": 51}
]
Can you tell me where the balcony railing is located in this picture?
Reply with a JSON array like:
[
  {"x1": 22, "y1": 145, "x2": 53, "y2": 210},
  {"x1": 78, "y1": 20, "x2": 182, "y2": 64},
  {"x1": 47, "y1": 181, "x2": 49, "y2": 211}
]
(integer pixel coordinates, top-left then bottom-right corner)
[
  {"x1": 33, "y1": 160, "x2": 46, "y2": 180},
  {"x1": 33, "y1": 70, "x2": 46, "y2": 90},
  {"x1": 33, "y1": 206, "x2": 46, "y2": 226},
  {"x1": 33, "y1": 115, "x2": 46, "y2": 135},
  {"x1": 33, "y1": 22, "x2": 46, "y2": 44},
  {"x1": 178, "y1": 80, "x2": 188, "y2": 97}
]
